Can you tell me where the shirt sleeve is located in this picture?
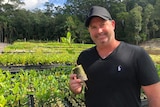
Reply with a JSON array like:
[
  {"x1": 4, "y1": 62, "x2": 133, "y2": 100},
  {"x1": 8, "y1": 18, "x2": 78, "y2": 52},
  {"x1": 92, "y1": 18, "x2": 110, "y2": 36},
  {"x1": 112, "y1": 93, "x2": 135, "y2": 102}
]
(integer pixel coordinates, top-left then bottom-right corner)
[{"x1": 136, "y1": 48, "x2": 160, "y2": 86}]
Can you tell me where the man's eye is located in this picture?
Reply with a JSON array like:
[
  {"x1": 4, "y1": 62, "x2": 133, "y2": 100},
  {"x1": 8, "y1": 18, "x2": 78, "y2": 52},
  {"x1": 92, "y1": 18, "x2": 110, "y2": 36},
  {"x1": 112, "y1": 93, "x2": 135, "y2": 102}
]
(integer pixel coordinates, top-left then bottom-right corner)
[
  {"x1": 90, "y1": 26, "x2": 97, "y2": 29},
  {"x1": 100, "y1": 23, "x2": 105, "y2": 27}
]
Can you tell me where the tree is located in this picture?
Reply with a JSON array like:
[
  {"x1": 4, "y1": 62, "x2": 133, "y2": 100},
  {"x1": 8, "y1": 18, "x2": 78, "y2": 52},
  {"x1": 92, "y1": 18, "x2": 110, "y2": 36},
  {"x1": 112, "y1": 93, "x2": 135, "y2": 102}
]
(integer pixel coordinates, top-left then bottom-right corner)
[
  {"x1": 1, "y1": 0, "x2": 160, "y2": 43},
  {"x1": 0, "y1": 0, "x2": 24, "y2": 42},
  {"x1": 141, "y1": 3, "x2": 154, "y2": 41},
  {"x1": 44, "y1": 2, "x2": 54, "y2": 17},
  {"x1": 124, "y1": 4, "x2": 142, "y2": 44}
]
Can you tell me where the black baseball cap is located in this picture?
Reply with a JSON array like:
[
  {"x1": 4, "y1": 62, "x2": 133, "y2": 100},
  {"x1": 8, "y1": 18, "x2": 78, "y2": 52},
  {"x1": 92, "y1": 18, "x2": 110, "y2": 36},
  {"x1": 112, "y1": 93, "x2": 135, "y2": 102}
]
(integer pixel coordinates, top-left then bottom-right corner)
[{"x1": 85, "y1": 6, "x2": 112, "y2": 27}]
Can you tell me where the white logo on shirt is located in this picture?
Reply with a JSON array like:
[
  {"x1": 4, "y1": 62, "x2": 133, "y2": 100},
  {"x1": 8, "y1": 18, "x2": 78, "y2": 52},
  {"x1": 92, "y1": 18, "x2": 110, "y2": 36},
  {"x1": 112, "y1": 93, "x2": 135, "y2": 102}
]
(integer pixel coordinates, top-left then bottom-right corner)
[{"x1": 118, "y1": 65, "x2": 122, "y2": 72}]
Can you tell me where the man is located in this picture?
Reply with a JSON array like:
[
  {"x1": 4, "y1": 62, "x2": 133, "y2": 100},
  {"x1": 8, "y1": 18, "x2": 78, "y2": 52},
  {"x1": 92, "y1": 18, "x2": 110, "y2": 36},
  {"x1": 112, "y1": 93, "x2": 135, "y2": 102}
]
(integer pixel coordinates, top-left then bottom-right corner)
[{"x1": 69, "y1": 6, "x2": 160, "y2": 107}]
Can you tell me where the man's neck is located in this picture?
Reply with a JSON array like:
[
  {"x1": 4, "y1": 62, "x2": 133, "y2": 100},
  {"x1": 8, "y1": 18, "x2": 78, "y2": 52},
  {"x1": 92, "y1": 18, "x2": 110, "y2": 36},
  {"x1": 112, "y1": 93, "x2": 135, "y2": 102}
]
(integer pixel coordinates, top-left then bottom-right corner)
[{"x1": 96, "y1": 40, "x2": 120, "y2": 58}]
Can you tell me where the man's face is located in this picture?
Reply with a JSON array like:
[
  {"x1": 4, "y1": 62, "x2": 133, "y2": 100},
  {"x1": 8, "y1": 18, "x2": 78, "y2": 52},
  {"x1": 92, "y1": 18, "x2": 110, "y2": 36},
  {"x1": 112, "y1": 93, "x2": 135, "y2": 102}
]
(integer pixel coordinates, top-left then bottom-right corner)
[{"x1": 88, "y1": 17, "x2": 115, "y2": 46}]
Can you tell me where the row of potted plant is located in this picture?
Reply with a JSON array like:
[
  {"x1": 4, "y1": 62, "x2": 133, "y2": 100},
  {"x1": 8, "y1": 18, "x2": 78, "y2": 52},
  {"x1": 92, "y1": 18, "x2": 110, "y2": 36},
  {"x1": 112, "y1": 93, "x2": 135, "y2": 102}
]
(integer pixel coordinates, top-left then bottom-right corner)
[{"x1": 0, "y1": 66, "x2": 79, "y2": 107}]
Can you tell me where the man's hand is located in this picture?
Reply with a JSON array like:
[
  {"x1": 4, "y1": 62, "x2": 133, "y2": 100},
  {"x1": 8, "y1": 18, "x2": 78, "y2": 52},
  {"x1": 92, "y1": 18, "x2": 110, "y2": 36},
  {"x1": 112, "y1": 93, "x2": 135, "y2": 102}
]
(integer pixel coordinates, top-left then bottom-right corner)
[{"x1": 69, "y1": 74, "x2": 83, "y2": 94}]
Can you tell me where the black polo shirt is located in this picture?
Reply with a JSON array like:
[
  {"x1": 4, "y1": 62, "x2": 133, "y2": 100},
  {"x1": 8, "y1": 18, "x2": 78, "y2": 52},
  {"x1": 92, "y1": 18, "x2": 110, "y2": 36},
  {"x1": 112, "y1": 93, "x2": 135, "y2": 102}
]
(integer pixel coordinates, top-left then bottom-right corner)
[{"x1": 77, "y1": 41, "x2": 159, "y2": 107}]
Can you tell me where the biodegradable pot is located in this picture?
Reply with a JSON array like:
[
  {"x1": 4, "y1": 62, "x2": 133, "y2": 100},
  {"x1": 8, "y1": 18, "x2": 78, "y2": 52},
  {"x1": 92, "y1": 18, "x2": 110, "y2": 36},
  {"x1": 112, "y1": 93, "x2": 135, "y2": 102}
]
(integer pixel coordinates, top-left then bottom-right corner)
[{"x1": 141, "y1": 99, "x2": 148, "y2": 107}]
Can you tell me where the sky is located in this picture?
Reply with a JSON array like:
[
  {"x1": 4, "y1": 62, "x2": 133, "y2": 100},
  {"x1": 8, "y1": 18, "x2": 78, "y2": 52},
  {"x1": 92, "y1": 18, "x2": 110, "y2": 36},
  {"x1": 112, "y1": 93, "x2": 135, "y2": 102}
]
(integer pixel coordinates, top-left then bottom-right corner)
[{"x1": 21, "y1": 0, "x2": 67, "y2": 10}]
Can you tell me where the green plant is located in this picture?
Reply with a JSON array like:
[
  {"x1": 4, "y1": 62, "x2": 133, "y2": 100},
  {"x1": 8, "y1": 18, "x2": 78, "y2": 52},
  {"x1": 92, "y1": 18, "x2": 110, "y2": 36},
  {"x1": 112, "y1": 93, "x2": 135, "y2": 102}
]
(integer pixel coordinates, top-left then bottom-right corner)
[
  {"x1": 0, "y1": 66, "x2": 72, "y2": 106},
  {"x1": 61, "y1": 31, "x2": 75, "y2": 54},
  {"x1": 0, "y1": 41, "x2": 94, "y2": 66},
  {"x1": 156, "y1": 64, "x2": 160, "y2": 77}
]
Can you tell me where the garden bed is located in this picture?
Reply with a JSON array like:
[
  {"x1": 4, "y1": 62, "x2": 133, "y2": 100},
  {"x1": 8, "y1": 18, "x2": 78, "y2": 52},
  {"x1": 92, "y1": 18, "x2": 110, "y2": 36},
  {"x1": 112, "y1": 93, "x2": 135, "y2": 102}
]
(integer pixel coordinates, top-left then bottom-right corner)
[{"x1": 1, "y1": 41, "x2": 159, "y2": 107}]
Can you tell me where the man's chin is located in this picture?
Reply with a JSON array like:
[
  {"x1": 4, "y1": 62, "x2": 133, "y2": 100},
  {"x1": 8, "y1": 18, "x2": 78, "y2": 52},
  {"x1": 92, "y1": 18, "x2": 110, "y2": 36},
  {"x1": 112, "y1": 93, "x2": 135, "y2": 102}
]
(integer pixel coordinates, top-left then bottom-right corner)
[{"x1": 99, "y1": 39, "x2": 109, "y2": 44}]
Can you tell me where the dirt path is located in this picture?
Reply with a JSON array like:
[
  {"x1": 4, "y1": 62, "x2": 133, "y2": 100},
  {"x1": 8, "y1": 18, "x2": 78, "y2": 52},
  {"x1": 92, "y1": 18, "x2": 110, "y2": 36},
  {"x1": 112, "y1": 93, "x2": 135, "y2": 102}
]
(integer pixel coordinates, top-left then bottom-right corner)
[{"x1": 0, "y1": 43, "x2": 9, "y2": 53}]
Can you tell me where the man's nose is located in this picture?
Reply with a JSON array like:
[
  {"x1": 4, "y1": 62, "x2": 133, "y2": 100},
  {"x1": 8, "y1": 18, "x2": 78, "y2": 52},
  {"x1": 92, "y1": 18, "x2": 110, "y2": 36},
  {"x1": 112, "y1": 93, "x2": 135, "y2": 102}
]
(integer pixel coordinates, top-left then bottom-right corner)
[{"x1": 97, "y1": 27, "x2": 103, "y2": 33}]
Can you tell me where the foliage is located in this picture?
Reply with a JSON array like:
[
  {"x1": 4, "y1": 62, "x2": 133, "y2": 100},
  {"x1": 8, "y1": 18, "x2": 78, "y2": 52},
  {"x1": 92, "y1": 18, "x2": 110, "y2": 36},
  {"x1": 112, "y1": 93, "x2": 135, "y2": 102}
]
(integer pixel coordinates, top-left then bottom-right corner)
[
  {"x1": 65, "y1": 0, "x2": 160, "y2": 43},
  {"x1": 156, "y1": 64, "x2": 160, "y2": 77},
  {"x1": 61, "y1": 31, "x2": 73, "y2": 45},
  {"x1": 0, "y1": 66, "x2": 73, "y2": 106},
  {"x1": 0, "y1": 41, "x2": 160, "y2": 106},
  {"x1": 0, "y1": 64, "x2": 160, "y2": 106},
  {"x1": 61, "y1": 31, "x2": 76, "y2": 54},
  {"x1": 150, "y1": 55, "x2": 160, "y2": 64},
  {"x1": 0, "y1": 41, "x2": 94, "y2": 66},
  {"x1": 1, "y1": 41, "x2": 160, "y2": 65},
  {"x1": 1, "y1": 0, "x2": 160, "y2": 43}
]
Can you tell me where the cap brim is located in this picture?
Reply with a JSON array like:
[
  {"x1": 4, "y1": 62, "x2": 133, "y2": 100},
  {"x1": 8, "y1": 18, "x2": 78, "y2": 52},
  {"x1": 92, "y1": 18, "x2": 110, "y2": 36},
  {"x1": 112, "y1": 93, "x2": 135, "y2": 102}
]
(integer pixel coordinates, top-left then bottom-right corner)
[{"x1": 85, "y1": 15, "x2": 110, "y2": 27}]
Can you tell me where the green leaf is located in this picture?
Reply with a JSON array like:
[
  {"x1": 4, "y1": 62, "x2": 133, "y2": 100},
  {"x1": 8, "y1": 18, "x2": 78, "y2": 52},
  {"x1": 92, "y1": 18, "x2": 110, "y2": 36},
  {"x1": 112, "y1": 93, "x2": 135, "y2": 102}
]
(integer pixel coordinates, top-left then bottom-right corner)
[
  {"x1": 0, "y1": 95, "x2": 7, "y2": 107},
  {"x1": 60, "y1": 37, "x2": 67, "y2": 43},
  {"x1": 67, "y1": 31, "x2": 71, "y2": 44}
]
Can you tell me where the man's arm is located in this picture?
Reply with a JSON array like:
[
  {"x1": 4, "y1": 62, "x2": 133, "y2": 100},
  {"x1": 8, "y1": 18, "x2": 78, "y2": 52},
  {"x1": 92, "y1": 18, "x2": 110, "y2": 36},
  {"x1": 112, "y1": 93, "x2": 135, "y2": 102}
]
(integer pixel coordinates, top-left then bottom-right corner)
[{"x1": 142, "y1": 82, "x2": 160, "y2": 107}]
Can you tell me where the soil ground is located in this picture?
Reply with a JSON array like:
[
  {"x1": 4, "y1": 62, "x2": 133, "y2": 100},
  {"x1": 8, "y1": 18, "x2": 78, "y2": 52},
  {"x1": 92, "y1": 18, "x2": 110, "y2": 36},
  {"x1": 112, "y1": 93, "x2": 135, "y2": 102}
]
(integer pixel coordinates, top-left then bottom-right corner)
[
  {"x1": 139, "y1": 38, "x2": 160, "y2": 55},
  {"x1": 140, "y1": 38, "x2": 160, "y2": 49}
]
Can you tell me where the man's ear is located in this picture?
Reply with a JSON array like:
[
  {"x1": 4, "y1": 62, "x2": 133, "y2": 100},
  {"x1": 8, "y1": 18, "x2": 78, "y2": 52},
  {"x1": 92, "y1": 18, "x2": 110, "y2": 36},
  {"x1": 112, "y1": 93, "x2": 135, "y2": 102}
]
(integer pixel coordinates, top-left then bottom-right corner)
[{"x1": 111, "y1": 20, "x2": 116, "y2": 29}]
